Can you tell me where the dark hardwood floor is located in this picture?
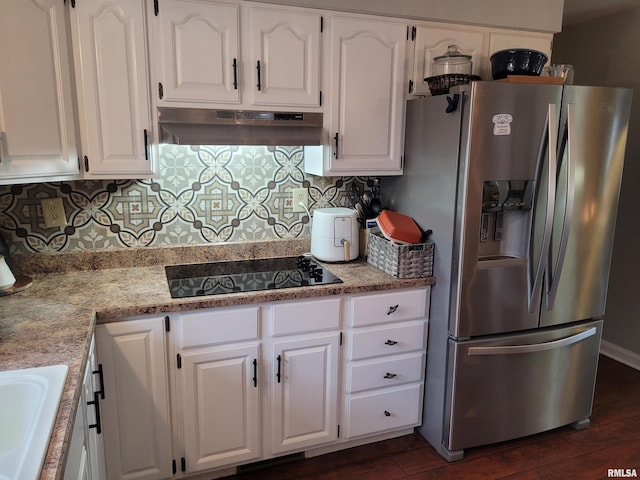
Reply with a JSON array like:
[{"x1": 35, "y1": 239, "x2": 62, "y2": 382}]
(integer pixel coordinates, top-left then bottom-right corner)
[{"x1": 229, "y1": 355, "x2": 640, "y2": 480}]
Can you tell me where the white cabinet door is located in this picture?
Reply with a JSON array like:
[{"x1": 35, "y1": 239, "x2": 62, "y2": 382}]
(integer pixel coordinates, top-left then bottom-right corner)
[
  {"x1": 0, "y1": 0, "x2": 80, "y2": 183},
  {"x1": 71, "y1": 0, "x2": 155, "y2": 177},
  {"x1": 95, "y1": 318, "x2": 172, "y2": 480},
  {"x1": 158, "y1": 0, "x2": 240, "y2": 105},
  {"x1": 179, "y1": 343, "x2": 261, "y2": 473},
  {"x1": 319, "y1": 15, "x2": 407, "y2": 176},
  {"x1": 248, "y1": 7, "x2": 321, "y2": 107},
  {"x1": 270, "y1": 333, "x2": 339, "y2": 454},
  {"x1": 85, "y1": 337, "x2": 107, "y2": 480},
  {"x1": 411, "y1": 24, "x2": 486, "y2": 95},
  {"x1": 65, "y1": 335, "x2": 106, "y2": 480}
]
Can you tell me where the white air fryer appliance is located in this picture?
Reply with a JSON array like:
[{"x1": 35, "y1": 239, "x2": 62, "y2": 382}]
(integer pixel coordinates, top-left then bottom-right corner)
[{"x1": 311, "y1": 208, "x2": 359, "y2": 262}]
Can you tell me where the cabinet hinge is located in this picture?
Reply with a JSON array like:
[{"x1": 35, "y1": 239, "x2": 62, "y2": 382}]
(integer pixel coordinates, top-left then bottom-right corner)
[
  {"x1": 176, "y1": 353, "x2": 182, "y2": 369},
  {"x1": 320, "y1": 16, "x2": 324, "y2": 33},
  {"x1": 181, "y1": 457, "x2": 186, "y2": 472},
  {"x1": 84, "y1": 155, "x2": 89, "y2": 172},
  {"x1": 319, "y1": 91, "x2": 323, "y2": 107},
  {"x1": 164, "y1": 316, "x2": 170, "y2": 332},
  {"x1": 77, "y1": 157, "x2": 81, "y2": 171},
  {"x1": 337, "y1": 424, "x2": 340, "y2": 438},
  {"x1": 339, "y1": 331, "x2": 343, "y2": 346},
  {"x1": 411, "y1": 25, "x2": 416, "y2": 41},
  {"x1": 154, "y1": 0, "x2": 159, "y2": 16},
  {"x1": 408, "y1": 80, "x2": 414, "y2": 94},
  {"x1": 158, "y1": 82, "x2": 164, "y2": 99},
  {"x1": 172, "y1": 459, "x2": 177, "y2": 475}
]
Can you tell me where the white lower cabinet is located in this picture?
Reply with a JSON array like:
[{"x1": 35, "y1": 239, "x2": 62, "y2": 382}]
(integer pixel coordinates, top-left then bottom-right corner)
[
  {"x1": 342, "y1": 288, "x2": 429, "y2": 440},
  {"x1": 269, "y1": 333, "x2": 340, "y2": 454},
  {"x1": 95, "y1": 287, "x2": 428, "y2": 479},
  {"x1": 95, "y1": 317, "x2": 173, "y2": 480},
  {"x1": 64, "y1": 335, "x2": 106, "y2": 480},
  {"x1": 172, "y1": 306, "x2": 261, "y2": 474}
]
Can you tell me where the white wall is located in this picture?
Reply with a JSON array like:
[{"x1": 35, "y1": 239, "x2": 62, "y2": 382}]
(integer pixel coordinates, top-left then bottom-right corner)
[
  {"x1": 249, "y1": 0, "x2": 564, "y2": 32},
  {"x1": 554, "y1": 9, "x2": 640, "y2": 359}
]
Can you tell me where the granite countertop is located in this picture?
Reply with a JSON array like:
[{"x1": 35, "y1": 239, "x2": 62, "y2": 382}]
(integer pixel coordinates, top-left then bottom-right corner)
[{"x1": 0, "y1": 239, "x2": 435, "y2": 480}]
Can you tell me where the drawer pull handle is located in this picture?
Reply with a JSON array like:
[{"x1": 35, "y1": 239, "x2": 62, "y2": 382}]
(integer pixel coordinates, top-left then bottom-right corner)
[
  {"x1": 384, "y1": 410, "x2": 391, "y2": 417},
  {"x1": 93, "y1": 364, "x2": 105, "y2": 399},
  {"x1": 384, "y1": 372, "x2": 397, "y2": 379},
  {"x1": 384, "y1": 340, "x2": 398, "y2": 346},
  {"x1": 387, "y1": 305, "x2": 399, "y2": 315}
]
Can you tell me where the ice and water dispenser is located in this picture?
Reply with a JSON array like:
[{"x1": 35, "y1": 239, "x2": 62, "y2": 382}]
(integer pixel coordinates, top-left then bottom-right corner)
[{"x1": 479, "y1": 180, "x2": 534, "y2": 263}]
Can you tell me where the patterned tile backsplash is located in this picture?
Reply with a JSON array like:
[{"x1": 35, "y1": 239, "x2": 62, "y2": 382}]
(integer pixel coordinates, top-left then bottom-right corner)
[{"x1": 0, "y1": 145, "x2": 373, "y2": 255}]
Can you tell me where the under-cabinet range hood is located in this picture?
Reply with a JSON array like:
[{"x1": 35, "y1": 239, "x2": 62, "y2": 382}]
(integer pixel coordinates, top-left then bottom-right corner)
[{"x1": 157, "y1": 107, "x2": 323, "y2": 146}]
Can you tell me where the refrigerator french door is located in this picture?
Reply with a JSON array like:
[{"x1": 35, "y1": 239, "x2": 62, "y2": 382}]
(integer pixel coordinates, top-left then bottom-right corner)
[{"x1": 383, "y1": 81, "x2": 632, "y2": 461}]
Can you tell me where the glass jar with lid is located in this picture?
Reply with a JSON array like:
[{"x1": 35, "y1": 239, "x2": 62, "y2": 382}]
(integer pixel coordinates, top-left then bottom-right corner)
[{"x1": 432, "y1": 45, "x2": 472, "y2": 76}]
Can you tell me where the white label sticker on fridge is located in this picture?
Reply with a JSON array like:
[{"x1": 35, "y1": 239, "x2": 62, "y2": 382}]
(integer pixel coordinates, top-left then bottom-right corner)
[{"x1": 492, "y1": 114, "x2": 513, "y2": 136}]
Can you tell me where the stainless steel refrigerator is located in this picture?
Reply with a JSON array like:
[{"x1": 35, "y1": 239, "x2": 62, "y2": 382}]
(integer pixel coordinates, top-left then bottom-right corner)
[{"x1": 383, "y1": 82, "x2": 632, "y2": 461}]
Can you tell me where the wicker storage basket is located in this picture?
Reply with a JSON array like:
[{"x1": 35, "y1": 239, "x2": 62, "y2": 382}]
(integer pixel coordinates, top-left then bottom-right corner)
[
  {"x1": 367, "y1": 230, "x2": 434, "y2": 278},
  {"x1": 425, "y1": 73, "x2": 481, "y2": 95}
]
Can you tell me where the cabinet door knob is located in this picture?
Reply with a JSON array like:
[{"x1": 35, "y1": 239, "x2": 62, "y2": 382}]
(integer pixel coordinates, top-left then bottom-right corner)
[
  {"x1": 384, "y1": 372, "x2": 397, "y2": 379},
  {"x1": 384, "y1": 340, "x2": 398, "y2": 346},
  {"x1": 387, "y1": 305, "x2": 399, "y2": 315},
  {"x1": 384, "y1": 410, "x2": 391, "y2": 417}
]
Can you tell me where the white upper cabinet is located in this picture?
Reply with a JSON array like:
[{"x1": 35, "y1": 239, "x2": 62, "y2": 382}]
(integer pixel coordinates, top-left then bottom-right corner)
[
  {"x1": 70, "y1": 0, "x2": 156, "y2": 178},
  {"x1": 410, "y1": 24, "x2": 486, "y2": 96},
  {"x1": 0, "y1": 0, "x2": 80, "y2": 184},
  {"x1": 247, "y1": 6, "x2": 322, "y2": 107},
  {"x1": 156, "y1": 1, "x2": 322, "y2": 109},
  {"x1": 408, "y1": 24, "x2": 554, "y2": 89},
  {"x1": 158, "y1": 1, "x2": 241, "y2": 105},
  {"x1": 307, "y1": 14, "x2": 407, "y2": 176}
]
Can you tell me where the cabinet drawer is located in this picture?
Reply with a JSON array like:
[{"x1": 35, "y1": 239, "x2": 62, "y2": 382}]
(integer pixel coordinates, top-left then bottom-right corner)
[
  {"x1": 351, "y1": 289, "x2": 428, "y2": 327},
  {"x1": 345, "y1": 384, "x2": 422, "y2": 438},
  {"x1": 349, "y1": 321, "x2": 426, "y2": 360},
  {"x1": 271, "y1": 298, "x2": 341, "y2": 335},
  {"x1": 179, "y1": 307, "x2": 259, "y2": 348},
  {"x1": 347, "y1": 353, "x2": 424, "y2": 393}
]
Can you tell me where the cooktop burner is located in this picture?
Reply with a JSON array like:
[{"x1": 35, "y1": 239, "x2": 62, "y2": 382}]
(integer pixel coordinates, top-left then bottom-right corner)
[{"x1": 165, "y1": 255, "x2": 343, "y2": 298}]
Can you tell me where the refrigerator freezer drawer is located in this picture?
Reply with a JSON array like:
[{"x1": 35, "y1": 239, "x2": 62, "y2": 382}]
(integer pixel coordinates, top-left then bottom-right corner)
[{"x1": 445, "y1": 320, "x2": 602, "y2": 451}]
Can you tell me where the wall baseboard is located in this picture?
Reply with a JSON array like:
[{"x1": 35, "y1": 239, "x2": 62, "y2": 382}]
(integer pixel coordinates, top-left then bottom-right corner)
[{"x1": 600, "y1": 340, "x2": 640, "y2": 371}]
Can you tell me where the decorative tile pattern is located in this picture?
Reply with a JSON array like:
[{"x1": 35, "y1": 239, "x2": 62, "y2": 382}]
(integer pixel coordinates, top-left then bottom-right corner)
[{"x1": 0, "y1": 145, "x2": 374, "y2": 254}]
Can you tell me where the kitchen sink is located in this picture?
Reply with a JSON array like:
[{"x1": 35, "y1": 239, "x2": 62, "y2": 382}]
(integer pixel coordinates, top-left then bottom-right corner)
[{"x1": 0, "y1": 364, "x2": 68, "y2": 480}]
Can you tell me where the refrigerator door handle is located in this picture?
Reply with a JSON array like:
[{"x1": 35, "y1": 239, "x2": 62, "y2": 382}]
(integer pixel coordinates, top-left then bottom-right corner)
[
  {"x1": 547, "y1": 103, "x2": 576, "y2": 309},
  {"x1": 529, "y1": 103, "x2": 558, "y2": 313},
  {"x1": 467, "y1": 327, "x2": 597, "y2": 356}
]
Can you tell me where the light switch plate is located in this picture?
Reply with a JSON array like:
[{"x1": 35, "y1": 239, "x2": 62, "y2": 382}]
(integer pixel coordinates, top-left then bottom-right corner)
[{"x1": 41, "y1": 198, "x2": 67, "y2": 229}]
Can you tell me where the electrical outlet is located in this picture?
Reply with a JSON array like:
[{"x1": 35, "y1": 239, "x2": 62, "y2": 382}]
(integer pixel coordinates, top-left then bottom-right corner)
[
  {"x1": 41, "y1": 198, "x2": 67, "y2": 229},
  {"x1": 292, "y1": 188, "x2": 308, "y2": 213}
]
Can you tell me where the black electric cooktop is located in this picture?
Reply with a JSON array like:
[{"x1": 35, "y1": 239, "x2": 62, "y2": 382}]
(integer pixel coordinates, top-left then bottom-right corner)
[{"x1": 165, "y1": 255, "x2": 343, "y2": 298}]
